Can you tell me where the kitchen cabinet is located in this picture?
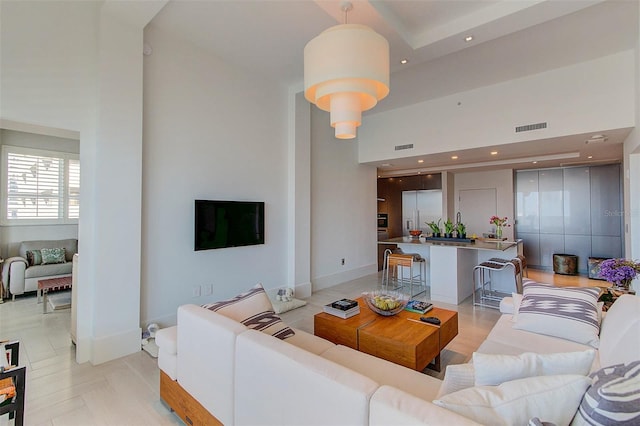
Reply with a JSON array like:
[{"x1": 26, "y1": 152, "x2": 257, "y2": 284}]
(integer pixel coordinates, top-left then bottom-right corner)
[{"x1": 515, "y1": 164, "x2": 622, "y2": 273}]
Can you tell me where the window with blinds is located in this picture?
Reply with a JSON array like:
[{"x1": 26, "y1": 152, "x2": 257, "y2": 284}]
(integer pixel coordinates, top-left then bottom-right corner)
[{"x1": 2, "y1": 146, "x2": 80, "y2": 223}]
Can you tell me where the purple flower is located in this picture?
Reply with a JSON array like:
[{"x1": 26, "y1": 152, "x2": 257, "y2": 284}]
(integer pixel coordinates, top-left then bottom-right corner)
[{"x1": 599, "y1": 258, "x2": 640, "y2": 286}]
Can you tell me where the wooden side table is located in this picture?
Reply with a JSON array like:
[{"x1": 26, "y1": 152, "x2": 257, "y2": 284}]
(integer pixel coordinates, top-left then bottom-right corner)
[{"x1": 599, "y1": 287, "x2": 636, "y2": 312}]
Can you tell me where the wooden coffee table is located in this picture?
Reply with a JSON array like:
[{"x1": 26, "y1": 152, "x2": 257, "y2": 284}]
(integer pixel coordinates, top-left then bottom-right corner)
[
  {"x1": 37, "y1": 276, "x2": 72, "y2": 313},
  {"x1": 314, "y1": 297, "x2": 458, "y2": 371}
]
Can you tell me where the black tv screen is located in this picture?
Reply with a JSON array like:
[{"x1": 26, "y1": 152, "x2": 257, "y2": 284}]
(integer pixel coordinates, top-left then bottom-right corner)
[{"x1": 194, "y1": 200, "x2": 265, "y2": 250}]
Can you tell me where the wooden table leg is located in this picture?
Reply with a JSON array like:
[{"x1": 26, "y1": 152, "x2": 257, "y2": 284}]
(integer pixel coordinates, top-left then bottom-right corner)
[{"x1": 426, "y1": 354, "x2": 441, "y2": 372}]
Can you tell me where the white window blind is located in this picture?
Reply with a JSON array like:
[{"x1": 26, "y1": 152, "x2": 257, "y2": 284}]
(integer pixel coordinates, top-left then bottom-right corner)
[
  {"x1": 68, "y1": 159, "x2": 80, "y2": 219},
  {"x1": 2, "y1": 146, "x2": 79, "y2": 223}
]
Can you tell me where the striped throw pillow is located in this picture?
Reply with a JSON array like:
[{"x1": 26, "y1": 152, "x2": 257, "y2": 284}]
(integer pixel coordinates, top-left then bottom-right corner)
[
  {"x1": 513, "y1": 282, "x2": 601, "y2": 347},
  {"x1": 26, "y1": 249, "x2": 43, "y2": 266},
  {"x1": 202, "y1": 283, "x2": 295, "y2": 340},
  {"x1": 573, "y1": 361, "x2": 640, "y2": 425}
]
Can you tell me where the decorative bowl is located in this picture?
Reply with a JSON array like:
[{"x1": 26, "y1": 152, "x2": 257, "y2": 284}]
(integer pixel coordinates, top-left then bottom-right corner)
[
  {"x1": 409, "y1": 229, "x2": 422, "y2": 237},
  {"x1": 362, "y1": 290, "x2": 409, "y2": 316}
]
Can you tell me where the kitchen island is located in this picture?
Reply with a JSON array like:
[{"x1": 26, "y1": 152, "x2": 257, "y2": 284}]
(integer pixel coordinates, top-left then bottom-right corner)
[{"x1": 380, "y1": 236, "x2": 522, "y2": 305}]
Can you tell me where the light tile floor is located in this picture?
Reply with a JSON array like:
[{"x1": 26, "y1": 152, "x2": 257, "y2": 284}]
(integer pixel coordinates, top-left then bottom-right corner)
[{"x1": 0, "y1": 269, "x2": 595, "y2": 425}]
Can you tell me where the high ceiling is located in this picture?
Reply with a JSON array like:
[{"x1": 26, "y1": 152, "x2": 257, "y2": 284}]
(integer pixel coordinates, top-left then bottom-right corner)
[{"x1": 148, "y1": 0, "x2": 638, "y2": 174}]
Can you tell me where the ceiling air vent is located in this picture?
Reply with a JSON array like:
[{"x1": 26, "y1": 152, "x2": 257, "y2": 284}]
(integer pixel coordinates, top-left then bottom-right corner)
[
  {"x1": 515, "y1": 122, "x2": 547, "y2": 133},
  {"x1": 395, "y1": 143, "x2": 414, "y2": 151}
]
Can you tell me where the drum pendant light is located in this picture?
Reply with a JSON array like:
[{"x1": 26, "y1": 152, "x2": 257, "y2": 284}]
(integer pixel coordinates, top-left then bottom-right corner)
[{"x1": 304, "y1": 2, "x2": 389, "y2": 139}]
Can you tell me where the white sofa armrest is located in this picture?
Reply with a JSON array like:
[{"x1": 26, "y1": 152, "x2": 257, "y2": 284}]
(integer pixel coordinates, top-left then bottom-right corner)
[
  {"x1": 177, "y1": 304, "x2": 247, "y2": 426},
  {"x1": 235, "y1": 329, "x2": 378, "y2": 426},
  {"x1": 499, "y1": 296, "x2": 514, "y2": 314},
  {"x1": 599, "y1": 294, "x2": 640, "y2": 366},
  {"x1": 5, "y1": 257, "x2": 28, "y2": 296},
  {"x1": 156, "y1": 326, "x2": 177, "y2": 380}
]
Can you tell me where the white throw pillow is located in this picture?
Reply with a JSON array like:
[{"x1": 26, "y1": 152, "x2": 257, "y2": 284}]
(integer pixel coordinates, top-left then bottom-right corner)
[
  {"x1": 473, "y1": 350, "x2": 596, "y2": 386},
  {"x1": 513, "y1": 282, "x2": 601, "y2": 347},
  {"x1": 433, "y1": 375, "x2": 592, "y2": 426},
  {"x1": 436, "y1": 363, "x2": 475, "y2": 398}
]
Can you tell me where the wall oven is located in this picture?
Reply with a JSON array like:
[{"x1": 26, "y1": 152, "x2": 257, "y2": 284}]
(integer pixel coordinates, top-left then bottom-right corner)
[{"x1": 377, "y1": 213, "x2": 388, "y2": 228}]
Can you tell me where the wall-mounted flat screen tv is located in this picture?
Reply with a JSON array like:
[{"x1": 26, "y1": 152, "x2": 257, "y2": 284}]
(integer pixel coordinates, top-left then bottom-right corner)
[{"x1": 194, "y1": 200, "x2": 265, "y2": 251}]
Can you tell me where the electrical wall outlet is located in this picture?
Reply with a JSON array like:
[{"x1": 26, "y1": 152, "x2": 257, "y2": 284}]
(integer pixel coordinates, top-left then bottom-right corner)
[
  {"x1": 192, "y1": 285, "x2": 201, "y2": 297},
  {"x1": 203, "y1": 284, "x2": 213, "y2": 296}
]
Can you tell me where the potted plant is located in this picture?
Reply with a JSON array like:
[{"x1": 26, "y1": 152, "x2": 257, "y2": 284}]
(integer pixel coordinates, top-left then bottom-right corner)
[
  {"x1": 456, "y1": 222, "x2": 466, "y2": 239},
  {"x1": 444, "y1": 218, "x2": 454, "y2": 238},
  {"x1": 426, "y1": 219, "x2": 441, "y2": 237}
]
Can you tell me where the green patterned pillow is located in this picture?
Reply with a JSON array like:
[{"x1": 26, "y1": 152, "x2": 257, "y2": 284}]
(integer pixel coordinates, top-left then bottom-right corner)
[
  {"x1": 40, "y1": 247, "x2": 67, "y2": 265},
  {"x1": 26, "y1": 249, "x2": 43, "y2": 266}
]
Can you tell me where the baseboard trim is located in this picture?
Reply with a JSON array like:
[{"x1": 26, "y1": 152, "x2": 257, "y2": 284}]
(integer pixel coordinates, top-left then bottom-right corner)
[
  {"x1": 294, "y1": 281, "x2": 312, "y2": 298},
  {"x1": 90, "y1": 327, "x2": 142, "y2": 365},
  {"x1": 312, "y1": 264, "x2": 377, "y2": 292}
]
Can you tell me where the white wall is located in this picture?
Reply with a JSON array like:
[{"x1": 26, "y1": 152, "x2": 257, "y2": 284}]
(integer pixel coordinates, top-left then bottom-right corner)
[
  {"x1": 359, "y1": 51, "x2": 635, "y2": 163},
  {"x1": 141, "y1": 24, "x2": 289, "y2": 326},
  {"x1": 0, "y1": 0, "x2": 165, "y2": 364},
  {"x1": 0, "y1": 0, "x2": 99, "y2": 363},
  {"x1": 310, "y1": 107, "x2": 378, "y2": 291},
  {"x1": 454, "y1": 170, "x2": 515, "y2": 240},
  {"x1": 289, "y1": 91, "x2": 312, "y2": 298}
]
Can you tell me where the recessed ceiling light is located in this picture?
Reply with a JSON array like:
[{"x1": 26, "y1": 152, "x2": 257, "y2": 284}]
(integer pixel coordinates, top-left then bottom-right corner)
[
  {"x1": 400, "y1": 59, "x2": 408, "y2": 64},
  {"x1": 381, "y1": 163, "x2": 392, "y2": 167},
  {"x1": 532, "y1": 161, "x2": 538, "y2": 164},
  {"x1": 451, "y1": 155, "x2": 458, "y2": 160},
  {"x1": 418, "y1": 159, "x2": 424, "y2": 163},
  {"x1": 490, "y1": 151, "x2": 498, "y2": 155},
  {"x1": 588, "y1": 155, "x2": 593, "y2": 159},
  {"x1": 590, "y1": 134, "x2": 605, "y2": 139},
  {"x1": 464, "y1": 35, "x2": 474, "y2": 42}
]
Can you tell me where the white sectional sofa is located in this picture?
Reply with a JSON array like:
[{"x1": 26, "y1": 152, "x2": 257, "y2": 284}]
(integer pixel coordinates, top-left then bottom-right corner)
[{"x1": 156, "y1": 288, "x2": 640, "y2": 425}]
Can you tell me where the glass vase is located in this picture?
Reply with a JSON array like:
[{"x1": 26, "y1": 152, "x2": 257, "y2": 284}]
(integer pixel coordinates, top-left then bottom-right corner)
[{"x1": 496, "y1": 226, "x2": 503, "y2": 239}]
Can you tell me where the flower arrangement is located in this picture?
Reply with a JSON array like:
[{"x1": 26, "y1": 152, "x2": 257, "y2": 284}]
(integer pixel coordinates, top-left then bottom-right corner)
[
  {"x1": 489, "y1": 215, "x2": 509, "y2": 239},
  {"x1": 489, "y1": 216, "x2": 509, "y2": 228},
  {"x1": 598, "y1": 258, "x2": 640, "y2": 290}
]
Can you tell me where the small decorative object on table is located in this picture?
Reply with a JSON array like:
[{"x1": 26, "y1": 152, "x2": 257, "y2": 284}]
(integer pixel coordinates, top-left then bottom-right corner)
[
  {"x1": 362, "y1": 290, "x2": 408, "y2": 316},
  {"x1": 597, "y1": 258, "x2": 639, "y2": 311},
  {"x1": 409, "y1": 229, "x2": 422, "y2": 238},
  {"x1": 323, "y1": 300, "x2": 360, "y2": 319},
  {"x1": 489, "y1": 215, "x2": 510, "y2": 239},
  {"x1": 404, "y1": 299, "x2": 433, "y2": 314}
]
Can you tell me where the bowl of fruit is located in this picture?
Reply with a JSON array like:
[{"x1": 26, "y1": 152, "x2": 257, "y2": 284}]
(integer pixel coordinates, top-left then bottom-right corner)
[{"x1": 362, "y1": 290, "x2": 409, "y2": 316}]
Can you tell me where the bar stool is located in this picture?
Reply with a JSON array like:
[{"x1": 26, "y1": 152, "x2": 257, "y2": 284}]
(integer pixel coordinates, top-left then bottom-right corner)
[
  {"x1": 473, "y1": 260, "x2": 517, "y2": 309},
  {"x1": 382, "y1": 250, "x2": 427, "y2": 298},
  {"x1": 488, "y1": 256, "x2": 525, "y2": 294}
]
